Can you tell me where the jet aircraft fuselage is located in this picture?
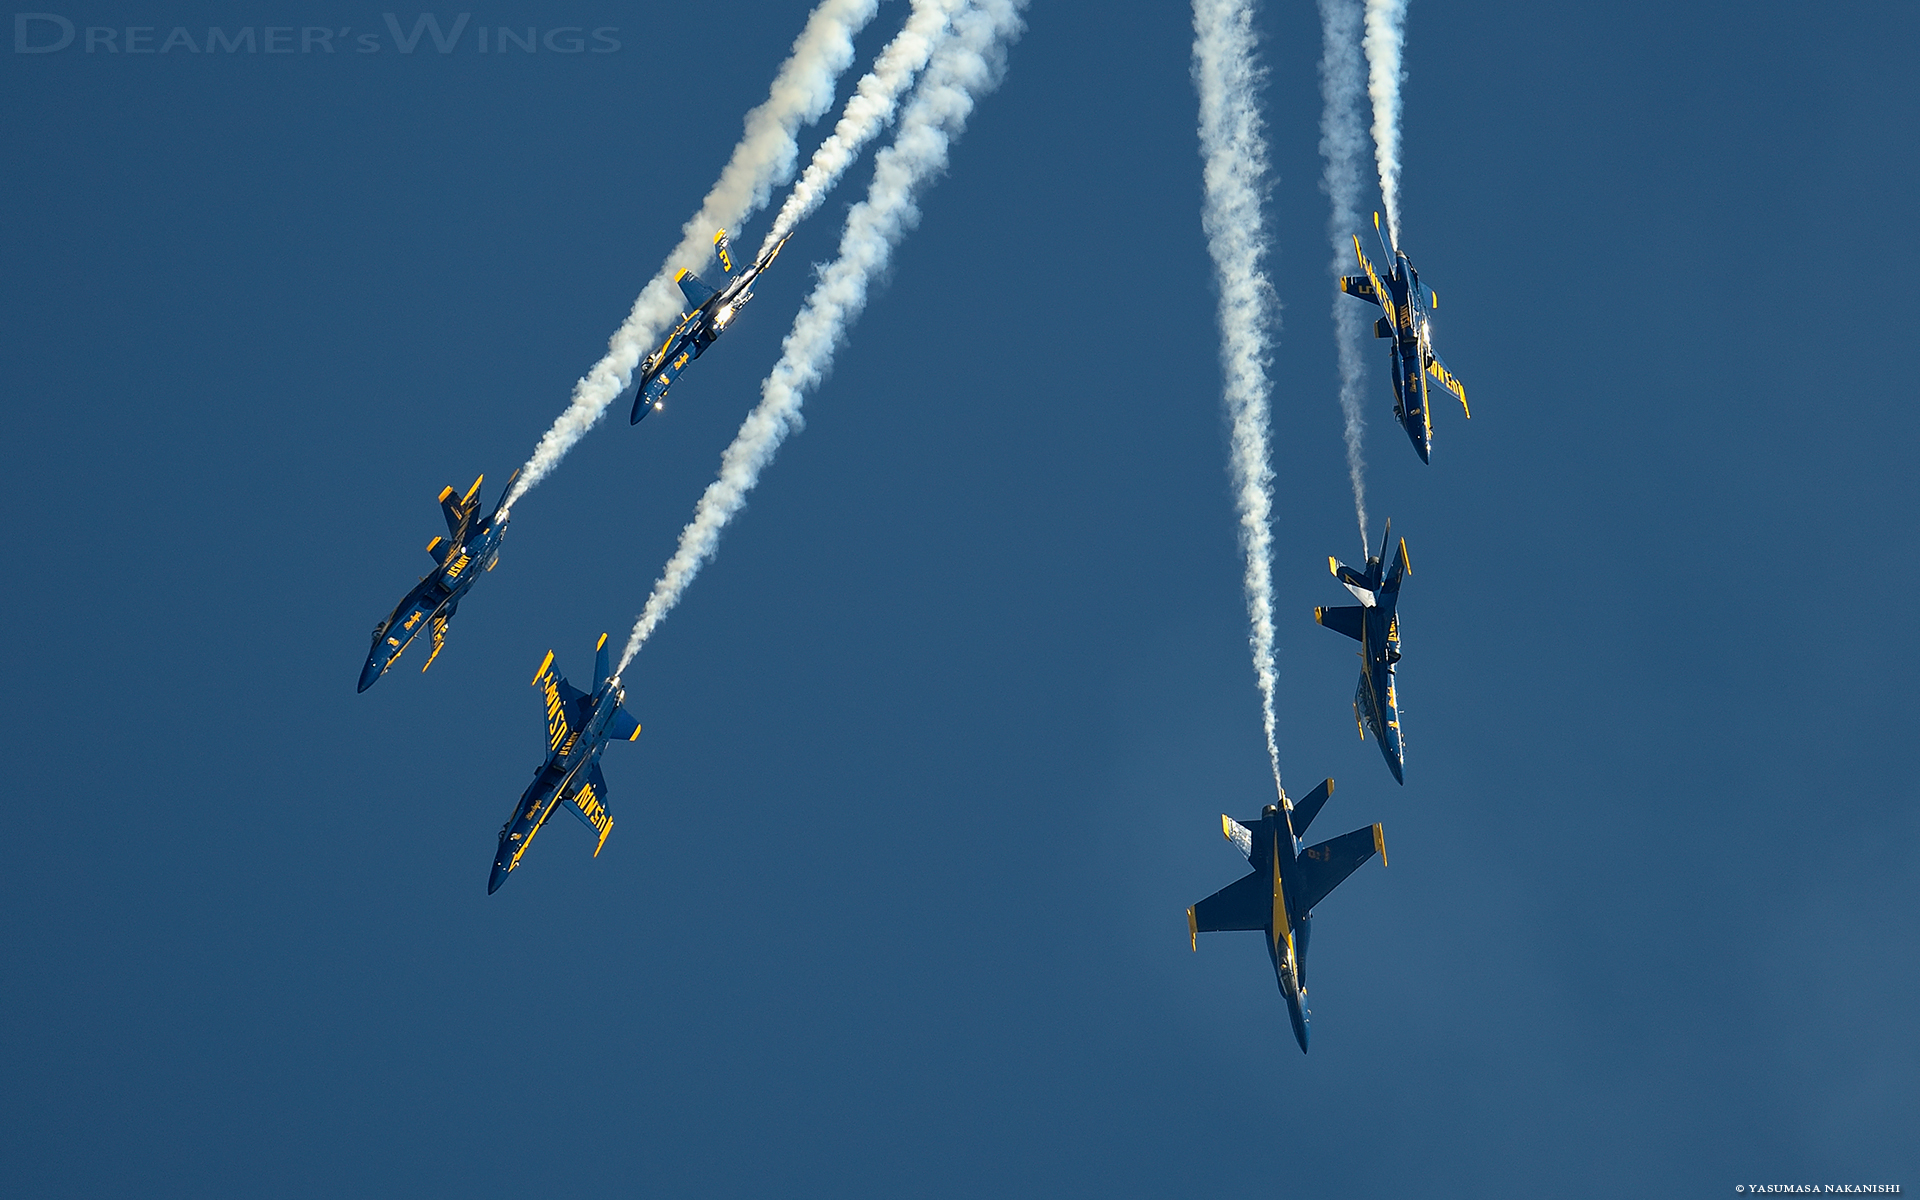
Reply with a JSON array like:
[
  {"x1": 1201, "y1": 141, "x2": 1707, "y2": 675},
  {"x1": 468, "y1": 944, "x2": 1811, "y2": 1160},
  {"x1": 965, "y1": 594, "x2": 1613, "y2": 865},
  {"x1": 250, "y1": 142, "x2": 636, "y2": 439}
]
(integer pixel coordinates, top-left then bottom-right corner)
[
  {"x1": 1340, "y1": 213, "x2": 1468, "y2": 464},
  {"x1": 1315, "y1": 521, "x2": 1411, "y2": 783},
  {"x1": 490, "y1": 634, "x2": 641, "y2": 893},
  {"x1": 1188, "y1": 778, "x2": 1386, "y2": 1052},
  {"x1": 630, "y1": 229, "x2": 790, "y2": 424},
  {"x1": 359, "y1": 472, "x2": 514, "y2": 693}
]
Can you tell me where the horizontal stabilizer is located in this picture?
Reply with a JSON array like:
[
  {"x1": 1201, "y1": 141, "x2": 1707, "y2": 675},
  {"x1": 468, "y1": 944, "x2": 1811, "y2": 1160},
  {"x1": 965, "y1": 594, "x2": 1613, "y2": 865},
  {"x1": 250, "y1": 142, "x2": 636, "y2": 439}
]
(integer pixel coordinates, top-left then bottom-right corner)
[
  {"x1": 1295, "y1": 824, "x2": 1385, "y2": 915},
  {"x1": 675, "y1": 268, "x2": 716, "y2": 312},
  {"x1": 1189, "y1": 870, "x2": 1268, "y2": 944},
  {"x1": 1331, "y1": 556, "x2": 1378, "y2": 595},
  {"x1": 1340, "y1": 275, "x2": 1380, "y2": 305},
  {"x1": 1374, "y1": 316, "x2": 1393, "y2": 339},
  {"x1": 1223, "y1": 814, "x2": 1254, "y2": 860},
  {"x1": 606, "y1": 706, "x2": 641, "y2": 743},
  {"x1": 1315, "y1": 605, "x2": 1366, "y2": 642},
  {"x1": 426, "y1": 536, "x2": 451, "y2": 565},
  {"x1": 1287, "y1": 779, "x2": 1334, "y2": 839}
]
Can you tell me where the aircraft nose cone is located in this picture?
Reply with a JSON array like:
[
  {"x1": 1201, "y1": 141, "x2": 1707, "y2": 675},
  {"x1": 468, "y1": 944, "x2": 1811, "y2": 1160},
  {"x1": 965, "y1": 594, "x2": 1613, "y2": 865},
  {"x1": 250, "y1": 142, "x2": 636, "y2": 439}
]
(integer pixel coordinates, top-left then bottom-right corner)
[
  {"x1": 357, "y1": 657, "x2": 383, "y2": 693},
  {"x1": 487, "y1": 860, "x2": 510, "y2": 894}
]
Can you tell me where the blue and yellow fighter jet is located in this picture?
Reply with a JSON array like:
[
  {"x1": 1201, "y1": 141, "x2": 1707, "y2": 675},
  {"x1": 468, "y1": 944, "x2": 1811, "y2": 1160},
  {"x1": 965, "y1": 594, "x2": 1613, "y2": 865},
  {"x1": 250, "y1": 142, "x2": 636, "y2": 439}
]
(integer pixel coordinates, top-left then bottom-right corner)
[
  {"x1": 489, "y1": 634, "x2": 641, "y2": 894},
  {"x1": 1340, "y1": 212, "x2": 1468, "y2": 463},
  {"x1": 1314, "y1": 521, "x2": 1411, "y2": 783},
  {"x1": 629, "y1": 228, "x2": 791, "y2": 424},
  {"x1": 358, "y1": 471, "x2": 515, "y2": 693},
  {"x1": 1188, "y1": 778, "x2": 1387, "y2": 1052}
]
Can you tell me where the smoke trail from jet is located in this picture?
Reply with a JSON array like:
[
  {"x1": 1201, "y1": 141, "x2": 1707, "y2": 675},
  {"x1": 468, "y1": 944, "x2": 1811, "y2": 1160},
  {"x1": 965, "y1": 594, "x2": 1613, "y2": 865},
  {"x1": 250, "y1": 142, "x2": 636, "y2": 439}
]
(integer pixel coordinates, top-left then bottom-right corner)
[
  {"x1": 759, "y1": 0, "x2": 970, "y2": 261},
  {"x1": 500, "y1": 0, "x2": 881, "y2": 514},
  {"x1": 1362, "y1": 0, "x2": 1408, "y2": 245},
  {"x1": 618, "y1": 0, "x2": 1026, "y2": 676},
  {"x1": 1319, "y1": 0, "x2": 1371, "y2": 557},
  {"x1": 1192, "y1": 0, "x2": 1285, "y2": 797}
]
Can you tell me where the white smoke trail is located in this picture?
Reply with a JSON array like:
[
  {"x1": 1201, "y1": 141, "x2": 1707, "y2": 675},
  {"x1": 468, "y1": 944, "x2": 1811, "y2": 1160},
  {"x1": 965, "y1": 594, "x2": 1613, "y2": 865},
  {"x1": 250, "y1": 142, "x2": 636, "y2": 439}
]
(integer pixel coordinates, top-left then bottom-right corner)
[
  {"x1": 1319, "y1": 0, "x2": 1370, "y2": 557},
  {"x1": 500, "y1": 0, "x2": 881, "y2": 514},
  {"x1": 1363, "y1": 0, "x2": 1408, "y2": 246},
  {"x1": 759, "y1": 0, "x2": 971, "y2": 261},
  {"x1": 1192, "y1": 0, "x2": 1285, "y2": 798},
  {"x1": 619, "y1": 0, "x2": 1027, "y2": 676}
]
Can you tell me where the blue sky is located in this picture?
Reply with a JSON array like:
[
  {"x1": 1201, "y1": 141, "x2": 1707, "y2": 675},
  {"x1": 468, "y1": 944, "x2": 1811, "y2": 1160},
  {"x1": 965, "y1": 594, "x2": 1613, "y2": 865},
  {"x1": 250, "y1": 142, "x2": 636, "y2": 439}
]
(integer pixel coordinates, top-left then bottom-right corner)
[{"x1": 2, "y1": 0, "x2": 1914, "y2": 1195}]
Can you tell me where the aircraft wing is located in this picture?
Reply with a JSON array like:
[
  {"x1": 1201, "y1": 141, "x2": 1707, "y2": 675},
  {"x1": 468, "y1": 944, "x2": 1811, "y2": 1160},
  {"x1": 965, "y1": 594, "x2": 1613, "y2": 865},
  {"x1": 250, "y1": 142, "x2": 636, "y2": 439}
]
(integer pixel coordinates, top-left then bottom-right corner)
[
  {"x1": 1353, "y1": 236, "x2": 1398, "y2": 335},
  {"x1": 1315, "y1": 604, "x2": 1367, "y2": 642},
  {"x1": 1189, "y1": 870, "x2": 1269, "y2": 945},
  {"x1": 533, "y1": 652, "x2": 592, "y2": 755},
  {"x1": 1424, "y1": 348, "x2": 1469, "y2": 417},
  {"x1": 421, "y1": 607, "x2": 452, "y2": 672},
  {"x1": 564, "y1": 761, "x2": 615, "y2": 856},
  {"x1": 1293, "y1": 824, "x2": 1385, "y2": 915}
]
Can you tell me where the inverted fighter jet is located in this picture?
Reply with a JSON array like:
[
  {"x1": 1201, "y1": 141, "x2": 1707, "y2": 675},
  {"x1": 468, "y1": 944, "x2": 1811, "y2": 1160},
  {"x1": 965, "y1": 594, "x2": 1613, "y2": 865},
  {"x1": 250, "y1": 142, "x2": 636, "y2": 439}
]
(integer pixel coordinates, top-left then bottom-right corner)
[
  {"x1": 629, "y1": 228, "x2": 790, "y2": 424},
  {"x1": 1314, "y1": 520, "x2": 1410, "y2": 783},
  {"x1": 358, "y1": 471, "x2": 515, "y2": 693},
  {"x1": 489, "y1": 633, "x2": 641, "y2": 894},
  {"x1": 1340, "y1": 212, "x2": 1468, "y2": 463},
  {"x1": 1188, "y1": 778, "x2": 1387, "y2": 1053}
]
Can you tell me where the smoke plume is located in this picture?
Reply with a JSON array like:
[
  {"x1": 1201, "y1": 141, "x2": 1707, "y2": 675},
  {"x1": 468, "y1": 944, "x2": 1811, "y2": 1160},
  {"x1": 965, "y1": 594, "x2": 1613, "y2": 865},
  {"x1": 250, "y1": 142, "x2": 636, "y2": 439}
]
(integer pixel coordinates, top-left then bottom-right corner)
[
  {"x1": 502, "y1": 0, "x2": 881, "y2": 514},
  {"x1": 1362, "y1": 0, "x2": 1408, "y2": 246},
  {"x1": 1319, "y1": 0, "x2": 1371, "y2": 557},
  {"x1": 618, "y1": 0, "x2": 1027, "y2": 675},
  {"x1": 1192, "y1": 0, "x2": 1285, "y2": 797},
  {"x1": 760, "y1": 0, "x2": 972, "y2": 261}
]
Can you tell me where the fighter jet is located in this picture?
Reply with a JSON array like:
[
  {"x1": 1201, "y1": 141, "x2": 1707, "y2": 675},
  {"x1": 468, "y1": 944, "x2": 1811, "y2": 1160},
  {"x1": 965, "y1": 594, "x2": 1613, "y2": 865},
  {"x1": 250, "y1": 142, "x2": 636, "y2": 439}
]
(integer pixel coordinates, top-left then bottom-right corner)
[
  {"x1": 1340, "y1": 212, "x2": 1468, "y2": 463},
  {"x1": 358, "y1": 471, "x2": 515, "y2": 693},
  {"x1": 1188, "y1": 778, "x2": 1387, "y2": 1053},
  {"x1": 489, "y1": 633, "x2": 641, "y2": 894},
  {"x1": 1314, "y1": 521, "x2": 1410, "y2": 783},
  {"x1": 629, "y1": 228, "x2": 790, "y2": 424}
]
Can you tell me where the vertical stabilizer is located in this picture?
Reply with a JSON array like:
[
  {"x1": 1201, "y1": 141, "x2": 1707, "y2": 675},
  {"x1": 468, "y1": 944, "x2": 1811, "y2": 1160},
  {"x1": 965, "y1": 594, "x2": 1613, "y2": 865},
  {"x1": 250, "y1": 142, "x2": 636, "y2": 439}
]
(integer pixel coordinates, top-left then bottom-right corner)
[
  {"x1": 440, "y1": 475, "x2": 483, "y2": 541},
  {"x1": 592, "y1": 632, "x2": 612, "y2": 694}
]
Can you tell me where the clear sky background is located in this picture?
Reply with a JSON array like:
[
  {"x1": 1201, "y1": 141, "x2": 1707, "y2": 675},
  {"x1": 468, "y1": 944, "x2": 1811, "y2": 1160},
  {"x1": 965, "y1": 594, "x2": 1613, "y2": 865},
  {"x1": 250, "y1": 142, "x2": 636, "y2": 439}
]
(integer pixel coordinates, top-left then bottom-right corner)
[{"x1": 2, "y1": 0, "x2": 1915, "y2": 1195}]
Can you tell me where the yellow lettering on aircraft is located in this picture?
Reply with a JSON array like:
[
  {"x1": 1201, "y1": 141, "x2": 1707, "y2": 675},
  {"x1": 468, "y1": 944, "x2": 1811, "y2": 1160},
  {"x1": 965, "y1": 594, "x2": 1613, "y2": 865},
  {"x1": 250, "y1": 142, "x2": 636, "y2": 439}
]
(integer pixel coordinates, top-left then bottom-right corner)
[
  {"x1": 443, "y1": 553, "x2": 472, "y2": 580},
  {"x1": 543, "y1": 675, "x2": 572, "y2": 752},
  {"x1": 402, "y1": 611, "x2": 423, "y2": 630},
  {"x1": 572, "y1": 783, "x2": 615, "y2": 855}
]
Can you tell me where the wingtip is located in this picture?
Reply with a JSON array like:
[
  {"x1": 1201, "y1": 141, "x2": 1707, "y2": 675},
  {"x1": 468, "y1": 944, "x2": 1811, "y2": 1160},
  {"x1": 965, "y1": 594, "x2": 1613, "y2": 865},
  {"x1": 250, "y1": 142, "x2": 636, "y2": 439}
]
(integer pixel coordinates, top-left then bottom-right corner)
[
  {"x1": 532, "y1": 650, "x2": 555, "y2": 685},
  {"x1": 1187, "y1": 906, "x2": 1197, "y2": 952},
  {"x1": 1373, "y1": 823, "x2": 1388, "y2": 867}
]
